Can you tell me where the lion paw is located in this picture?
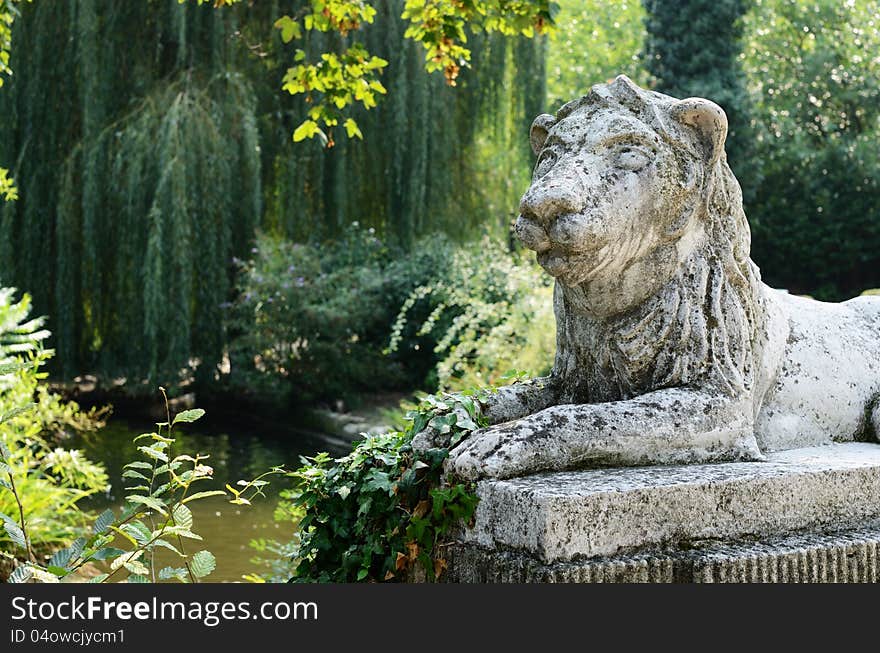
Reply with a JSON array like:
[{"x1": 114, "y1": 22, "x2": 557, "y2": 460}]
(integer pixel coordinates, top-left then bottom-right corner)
[{"x1": 445, "y1": 425, "x2": 545, "y2": 481}]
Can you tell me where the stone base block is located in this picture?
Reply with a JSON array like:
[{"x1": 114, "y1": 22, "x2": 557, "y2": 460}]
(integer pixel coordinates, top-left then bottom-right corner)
[
  {"x1": 446, "y1": 525, "x2": 880, "y2": 582},
  {"x1": 447, "y1": 443, "x2": 880, "y2": 582}
]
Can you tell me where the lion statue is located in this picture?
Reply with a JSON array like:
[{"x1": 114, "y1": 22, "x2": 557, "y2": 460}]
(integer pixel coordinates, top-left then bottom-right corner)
[{"x1": 421, "y1": 74, "x2": 880, "y2": 481}]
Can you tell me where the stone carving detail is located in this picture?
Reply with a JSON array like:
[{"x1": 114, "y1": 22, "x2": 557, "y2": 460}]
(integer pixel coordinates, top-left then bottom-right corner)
[{"x1": 424, "y1": 75, "x2": 880, "y2": 480}]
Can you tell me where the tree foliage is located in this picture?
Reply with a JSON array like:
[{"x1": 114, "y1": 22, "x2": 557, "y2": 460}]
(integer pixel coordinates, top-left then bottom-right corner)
[
  {"x1": 1, "y1": 2, "x2": 261, "y2": 383},
  {"x1": 545, "y1": 0, "x2": 646, "y2": 111},
  {"x1": 641, "y1": 0, "x2": 754, "y2": 177},
  {"x1": 193, "y1": 0, "x2": 557, "y2": 145},
  {"x1": 741, "y1": 0, "x2": 880, "y2": 298},
  {"x1": 0, "y1": 0, "x2": 29, "y2": 201},
  {"x1": 265, "y1": 0, "x2": 557, "y2": 145},
  {"x1": 1, "y1": 1, "x2": 548, "y2": 384}
]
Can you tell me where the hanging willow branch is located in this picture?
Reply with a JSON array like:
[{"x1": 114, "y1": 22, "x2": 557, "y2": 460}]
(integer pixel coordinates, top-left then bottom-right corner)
[{"x1": 55, "y1": 73, "x2": 261, "y2": 382}]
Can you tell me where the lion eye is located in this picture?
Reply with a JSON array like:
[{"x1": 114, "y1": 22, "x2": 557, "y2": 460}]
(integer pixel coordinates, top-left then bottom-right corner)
[
  {"x1": 616, "y1": 148, "x2": 652, "y2": 172},
  {"x1": 535, "y1": 149, "x2": 558, "y2": 176}
]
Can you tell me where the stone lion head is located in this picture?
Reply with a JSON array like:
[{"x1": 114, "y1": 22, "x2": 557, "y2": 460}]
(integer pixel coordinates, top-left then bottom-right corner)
[
  {"x1": 518, "y1": 75, "x2": 768, "y2": 401},
  {"x1": 516, "y1": 75, "x2": 752, "y2": 318}
]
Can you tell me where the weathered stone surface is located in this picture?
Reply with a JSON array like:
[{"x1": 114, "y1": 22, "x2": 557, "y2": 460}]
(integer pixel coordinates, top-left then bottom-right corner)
[
  {"x1": 446, "y1": 524, "x2": 880, "y2": 583},
  {"x1": 461, "y1": 443, "x2": 880, "y2": 563},
  {"x1": 426, "y1": 74, "x2": 880, "y2": 481}
]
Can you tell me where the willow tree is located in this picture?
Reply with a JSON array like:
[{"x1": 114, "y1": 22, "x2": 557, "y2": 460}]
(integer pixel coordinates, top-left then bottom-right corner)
[
  {"x1": 0, "y1": 1, "x2": 261, "y2": 382},
  {"x1": 0, "y1": 0, "x2": 547, "y2": 384}
]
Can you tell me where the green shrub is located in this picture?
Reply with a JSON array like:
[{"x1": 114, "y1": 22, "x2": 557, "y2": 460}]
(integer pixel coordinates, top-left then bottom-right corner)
[
  {"x1": 226, "y1": 226, "x2": 453, "y2": 405},
  {"x1": 389, "y1": 237, "x2": 555, "y2": 391},
  {"x1": 2, "y1": 387, "x2": 285, "y2": 584},
  {"x1": 0, "y1": 288, "x2": 108, "y2": 566},
  {"x1": 228, "y1": 230, "x2": 556, "y2": 406}
]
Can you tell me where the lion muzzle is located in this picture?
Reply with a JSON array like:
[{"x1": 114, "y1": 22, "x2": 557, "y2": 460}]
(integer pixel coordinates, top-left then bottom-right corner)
[{"x1": 515, "y1": 214, "x2": 551, "y2": 253}]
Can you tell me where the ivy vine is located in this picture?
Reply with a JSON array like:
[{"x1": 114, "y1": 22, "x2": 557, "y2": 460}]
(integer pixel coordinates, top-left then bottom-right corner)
[{"x1": 289, "y1": 387, "x2": 497, "y2": 582}]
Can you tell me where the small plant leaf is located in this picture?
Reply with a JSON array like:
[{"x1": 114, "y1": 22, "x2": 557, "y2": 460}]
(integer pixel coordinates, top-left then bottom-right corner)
[
  {"x1": 151, "y1": 538, "x2": 184, "y2": 557},
  {"x1": 137, "y1": 445, "x2": 168, "y2": 463},
  {"x1": 172, "y1": 503, "x2": 193, "y2": 530},
  {"x1": 172, "y1": 408, "x2": 205, "y2": 425},
  {"x1": 89, "y1": 547, "x2": 126, "y2": 561},
  {"x1": 190, "y1": 550, "x2": 216, "y2": 579},
  {"x1": 110, "y1": 550, "x2": 143, "y2": 572},
  {"x1": 124, "y1": 460, "x2": 154, "y2": 470},
  {"x1": 48, "y1": 546, "x2": 73, "y2": 569},
  {"x1": 181, "y1": 490, "x2": 227, "y2": 503},
  {"x1": 119, "y1": 520, "x2": 152, "y2": 544},
  {"x1": 8, "y1": 565, "x2": 33, "y2": 583},
  {"x1": 4, "y1": 521, "x2": 26, "y2": 549},
  {"x1": 293, "y1": 120, "x2": 320, "y2": 142},
  {"x1": 93, "y1": 508, "x2": 115, "y2": 534},
  {"x1": 123, "y1": 560, "x2": 150, "y2": 576},
  {"x1": 158, "y1": 566, "x2": 188, "y2": 582},
  {"x1": 126, "y1": 495, "x2": 167, "y2": 515},
  {"x1": 165, "y1": 527, "x2": 202, "y2": 540}
]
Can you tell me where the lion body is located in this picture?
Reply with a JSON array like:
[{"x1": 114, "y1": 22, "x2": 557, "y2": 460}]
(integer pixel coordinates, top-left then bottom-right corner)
[
  {"x1": 442, "y1": 75, "x2": 880, "y2": 480},
  {"x1": 757, "y1": 290, "x2": 880, "y2": 449}
]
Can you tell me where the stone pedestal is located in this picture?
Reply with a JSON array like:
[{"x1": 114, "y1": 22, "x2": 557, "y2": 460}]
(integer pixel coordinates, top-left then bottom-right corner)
[{"x1": 446, "y1": 443, "x2": 880, "y2": 583}]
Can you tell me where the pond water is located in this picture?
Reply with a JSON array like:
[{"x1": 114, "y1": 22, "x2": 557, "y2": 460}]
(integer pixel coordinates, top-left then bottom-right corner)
[{"x1": 71, "y1": 416, "x2": 353, "y2": 582}]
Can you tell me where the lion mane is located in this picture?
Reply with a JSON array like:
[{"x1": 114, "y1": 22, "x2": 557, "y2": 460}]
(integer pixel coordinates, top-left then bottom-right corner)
[{"x1": 551, "y1": 78, "x2": 770, "y2": 406}]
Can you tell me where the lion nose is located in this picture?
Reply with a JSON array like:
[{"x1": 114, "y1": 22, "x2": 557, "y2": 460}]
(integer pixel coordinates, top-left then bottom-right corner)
[{"x1": 518, "y1": 176, "x2": 586, "y2": 228}]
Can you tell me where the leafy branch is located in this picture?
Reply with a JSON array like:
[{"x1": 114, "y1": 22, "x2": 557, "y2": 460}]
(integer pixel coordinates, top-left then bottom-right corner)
[{"x1": 264, "y1": 0, "x2": 558, "y2": 145}]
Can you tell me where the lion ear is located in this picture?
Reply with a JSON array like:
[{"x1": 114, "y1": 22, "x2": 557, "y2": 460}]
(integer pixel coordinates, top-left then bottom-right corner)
[
  {"x1": 530, "y1": 114, "x2": 556, "y2": 156},
  {"x1": 670, "y1": 98, "x2": 728, "y2": 166}
]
